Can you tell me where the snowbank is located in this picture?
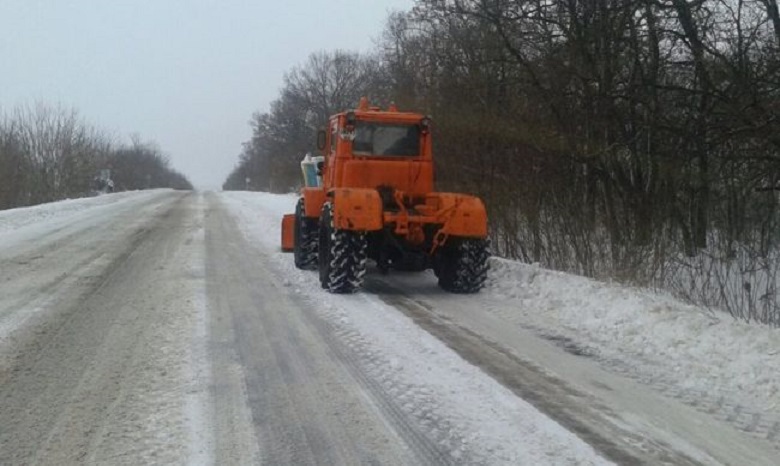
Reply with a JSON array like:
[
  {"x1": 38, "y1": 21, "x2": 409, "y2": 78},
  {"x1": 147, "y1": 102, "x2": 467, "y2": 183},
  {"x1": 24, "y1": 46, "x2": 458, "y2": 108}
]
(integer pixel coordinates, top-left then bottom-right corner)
[
  {"x1": 488, "y1": 258, "x2": 780, "y2": 413},
  {"x1": 0, "y1": 190, "x2": 171, "y2": 235}
]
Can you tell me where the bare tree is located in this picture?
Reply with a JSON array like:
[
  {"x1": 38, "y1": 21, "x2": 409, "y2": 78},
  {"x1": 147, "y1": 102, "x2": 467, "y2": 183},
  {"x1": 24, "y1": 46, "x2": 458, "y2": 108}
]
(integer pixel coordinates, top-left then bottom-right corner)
[{"x1": 0, "y1": 103, "x2": 192, "y2": 208}]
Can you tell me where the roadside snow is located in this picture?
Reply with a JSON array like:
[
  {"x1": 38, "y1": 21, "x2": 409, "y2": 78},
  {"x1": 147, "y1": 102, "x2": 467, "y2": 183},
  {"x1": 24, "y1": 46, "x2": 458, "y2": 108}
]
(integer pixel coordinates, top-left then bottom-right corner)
[
  {"x1": 221, "y1": 189, "x2": 780, "y2": 462},
  {"x1": 0, "y1": 190, "x2": 172, "y2": 252},
  {"x1": 219, "y1": 190, "x2": 611, "y2": 465},
  {"x1": 0, "y1": 190, "x2": 169, "y2": 234},
  {"x1": 486, "y1": 259, "x2": 780, "y2": 414},
  {"x1": 281, "y1": 187, "x2": 776, "y2": 412}
]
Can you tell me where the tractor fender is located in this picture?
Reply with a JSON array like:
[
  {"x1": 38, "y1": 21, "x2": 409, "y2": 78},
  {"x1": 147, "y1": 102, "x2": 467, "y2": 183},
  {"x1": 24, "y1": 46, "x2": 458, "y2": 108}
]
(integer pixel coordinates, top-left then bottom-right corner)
[
  {"x1": 329, "y1": 188, "x2": 383, "y2": 231},
  {"x1": 302, "y1": 187, "x2": 327, "y2": 218},
  {"x1": 431, "y1": 193, "x2": 488, "y2": 238}
]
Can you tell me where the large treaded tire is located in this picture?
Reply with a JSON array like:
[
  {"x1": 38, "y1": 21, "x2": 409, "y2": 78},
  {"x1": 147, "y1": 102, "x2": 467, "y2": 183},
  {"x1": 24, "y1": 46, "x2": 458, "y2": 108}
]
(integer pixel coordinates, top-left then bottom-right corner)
[
  {"x1": 293, "y1": 198, "x2": 318, "y2": 270},
  {"x1": 318, "y1": 202, "x2": 368, "y2": 293},
  {"x1": 435, "y1": 238, "x2": 490, "y2": 293}
]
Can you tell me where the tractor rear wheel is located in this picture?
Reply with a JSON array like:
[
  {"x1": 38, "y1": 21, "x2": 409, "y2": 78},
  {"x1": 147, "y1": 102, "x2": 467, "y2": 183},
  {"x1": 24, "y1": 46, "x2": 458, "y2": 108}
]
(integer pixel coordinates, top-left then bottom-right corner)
[
  {"x1": 293, "y1": 198, "x2": 318, "y2": 270},
  {"x1": 318, "y1": 202, "x2": 368, "y2": 293},
  {"x1": 435, "y1": 238, "x2": 490, "y2": 293}
]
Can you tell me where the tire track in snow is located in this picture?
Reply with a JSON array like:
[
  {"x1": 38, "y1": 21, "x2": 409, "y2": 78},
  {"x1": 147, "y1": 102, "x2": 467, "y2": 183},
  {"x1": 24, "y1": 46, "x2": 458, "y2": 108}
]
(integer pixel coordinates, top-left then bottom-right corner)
[
  {"x1": 293, "y1": 298, "x2": 471, "y2": 465},
  {"x1": 365, "y1": 279, "x2": 703, "y2": 466},
  {"x1": 0, "y1": 192, "x2": 204, "y2": 465},
  {"x1": 205, "y1": 194, "x2": 451, "y2": 465}
]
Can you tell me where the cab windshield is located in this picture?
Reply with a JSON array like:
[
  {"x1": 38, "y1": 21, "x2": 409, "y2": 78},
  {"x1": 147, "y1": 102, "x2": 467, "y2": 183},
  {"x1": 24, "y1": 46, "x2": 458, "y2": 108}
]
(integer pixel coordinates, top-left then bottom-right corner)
[{"x1": 352, "y1": 122, "x2": 420, "y2": 156}]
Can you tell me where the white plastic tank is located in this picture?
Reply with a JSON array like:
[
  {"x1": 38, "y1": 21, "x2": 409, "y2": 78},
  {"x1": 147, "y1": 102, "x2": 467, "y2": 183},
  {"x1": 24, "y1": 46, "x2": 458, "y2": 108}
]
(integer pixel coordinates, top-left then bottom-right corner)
[{"x1": 301, "y1": 153, "x2": 324, "y2": 187}]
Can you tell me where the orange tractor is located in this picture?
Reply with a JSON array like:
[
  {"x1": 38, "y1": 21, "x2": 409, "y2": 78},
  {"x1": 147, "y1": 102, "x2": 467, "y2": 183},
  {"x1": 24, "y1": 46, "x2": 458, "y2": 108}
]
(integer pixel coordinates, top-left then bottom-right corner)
[{"x1": 281, "y1": 98, "x2": 489, "y2": 293}]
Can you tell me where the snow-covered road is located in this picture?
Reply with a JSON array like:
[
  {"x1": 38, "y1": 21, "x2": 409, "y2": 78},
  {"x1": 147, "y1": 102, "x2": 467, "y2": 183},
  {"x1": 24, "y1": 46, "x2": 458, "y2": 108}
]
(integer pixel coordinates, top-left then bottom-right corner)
[{"x1": 0, "y1": 190, "x2": 777, "y2": 465}]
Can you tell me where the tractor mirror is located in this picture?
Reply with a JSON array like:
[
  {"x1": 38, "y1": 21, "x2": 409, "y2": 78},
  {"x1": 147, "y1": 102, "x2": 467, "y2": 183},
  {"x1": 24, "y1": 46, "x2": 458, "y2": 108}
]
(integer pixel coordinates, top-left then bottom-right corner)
[
  {"x1": 420, "y1": 116, "x2": 432, "y2": 134},
  {"x1": 316, "y1": 129, "x2": 327, "y2": 150}
]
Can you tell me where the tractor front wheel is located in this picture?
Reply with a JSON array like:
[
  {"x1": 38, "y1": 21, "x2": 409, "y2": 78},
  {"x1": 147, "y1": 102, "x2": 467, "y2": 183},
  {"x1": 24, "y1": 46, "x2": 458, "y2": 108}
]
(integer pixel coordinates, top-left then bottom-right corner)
[
  {"x1": 318, "y1": 202, "x2": 368, "y2": 293},
  {"x1": 293, "y1": 198, "x2": 318, "y2": 270},
  {"x1": 435, "y1": 238, "x2": 490, "y2": 293}
]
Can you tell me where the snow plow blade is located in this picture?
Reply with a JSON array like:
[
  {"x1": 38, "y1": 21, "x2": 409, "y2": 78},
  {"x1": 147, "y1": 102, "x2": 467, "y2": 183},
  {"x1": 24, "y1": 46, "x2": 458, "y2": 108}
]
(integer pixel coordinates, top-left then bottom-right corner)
[{"x1": 281, "y1": 214, "x2": 294, "y2": 252}]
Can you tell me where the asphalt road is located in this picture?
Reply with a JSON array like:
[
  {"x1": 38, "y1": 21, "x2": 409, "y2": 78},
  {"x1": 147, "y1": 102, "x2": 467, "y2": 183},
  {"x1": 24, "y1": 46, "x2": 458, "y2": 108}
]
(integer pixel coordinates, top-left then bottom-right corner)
[
  {"x1": 1, "y1": 190, "x2": 777, "y2": 465},
  {"x1": 0, "y1": 192, "x2": 455, "y2": 465},
  {"x1": 204, "y1": 193, "x2": 452, "y2": 464}
]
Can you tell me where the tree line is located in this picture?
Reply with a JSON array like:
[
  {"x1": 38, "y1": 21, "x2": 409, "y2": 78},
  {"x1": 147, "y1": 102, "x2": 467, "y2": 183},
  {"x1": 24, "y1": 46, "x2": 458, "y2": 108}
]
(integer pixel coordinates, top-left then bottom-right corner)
[
  {"x1": 222, "y1": 51, "x2": 389, "y2": 192},
  {"x1": 225, "y1": 0, "x2": 780, "y2": 326},
  {"x1": 0, "y1": 103, "x2": 192, "y2": 210}
]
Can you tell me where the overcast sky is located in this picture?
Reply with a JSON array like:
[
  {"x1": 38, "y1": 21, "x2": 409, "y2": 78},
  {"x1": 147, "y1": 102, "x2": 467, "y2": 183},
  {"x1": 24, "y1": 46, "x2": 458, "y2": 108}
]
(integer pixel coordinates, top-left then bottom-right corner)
[{"x1": 0, "y1": 0, "x2": 415, "y2": 189}]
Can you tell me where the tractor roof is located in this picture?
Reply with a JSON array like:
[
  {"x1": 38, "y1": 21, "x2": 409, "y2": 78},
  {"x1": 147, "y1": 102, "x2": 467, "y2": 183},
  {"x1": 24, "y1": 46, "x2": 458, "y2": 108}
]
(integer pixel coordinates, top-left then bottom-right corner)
[{"x1": 335, "y1": 97, "x2": 426, "y2": 123}]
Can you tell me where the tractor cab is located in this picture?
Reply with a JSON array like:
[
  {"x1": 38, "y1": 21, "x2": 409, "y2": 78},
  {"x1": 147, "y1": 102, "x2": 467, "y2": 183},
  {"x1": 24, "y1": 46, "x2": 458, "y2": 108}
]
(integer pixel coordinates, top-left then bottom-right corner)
[{"x1": 320, "y1": 98, "x2": 434, "y2": 195}]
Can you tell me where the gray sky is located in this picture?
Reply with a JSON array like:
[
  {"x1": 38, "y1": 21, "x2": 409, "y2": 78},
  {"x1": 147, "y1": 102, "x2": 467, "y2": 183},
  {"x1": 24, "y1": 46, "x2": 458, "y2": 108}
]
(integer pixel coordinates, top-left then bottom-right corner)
[{"x1": 0, "y1": 0, "x2": 415, "y2": 189}]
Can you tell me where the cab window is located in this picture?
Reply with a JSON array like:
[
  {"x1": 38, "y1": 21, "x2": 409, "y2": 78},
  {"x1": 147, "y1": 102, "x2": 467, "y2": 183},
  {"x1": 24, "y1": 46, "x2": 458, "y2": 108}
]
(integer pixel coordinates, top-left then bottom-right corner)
[{"x1": 352, "y1": 122, "x2": 420, "y2": 156}]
